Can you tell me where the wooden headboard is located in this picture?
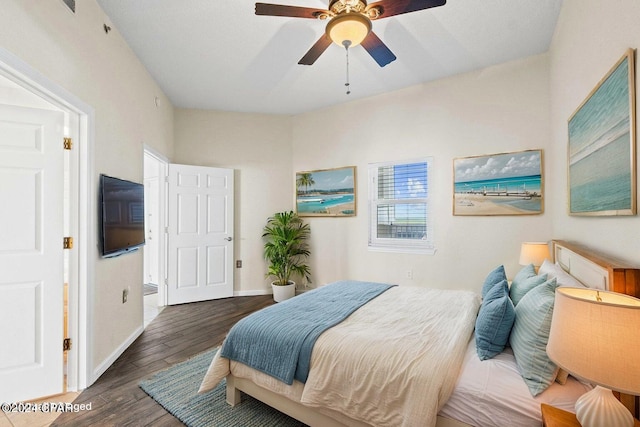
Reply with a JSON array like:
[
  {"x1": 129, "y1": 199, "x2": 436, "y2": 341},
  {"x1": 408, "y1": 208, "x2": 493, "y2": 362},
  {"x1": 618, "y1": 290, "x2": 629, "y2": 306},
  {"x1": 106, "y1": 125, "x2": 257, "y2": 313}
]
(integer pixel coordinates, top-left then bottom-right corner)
[
  {"x1": 552, "y1": 240, "x2": 640, "y2": 298},
  {"x1": 551, "y1": 240, "x2": 640, "y2": 418}
]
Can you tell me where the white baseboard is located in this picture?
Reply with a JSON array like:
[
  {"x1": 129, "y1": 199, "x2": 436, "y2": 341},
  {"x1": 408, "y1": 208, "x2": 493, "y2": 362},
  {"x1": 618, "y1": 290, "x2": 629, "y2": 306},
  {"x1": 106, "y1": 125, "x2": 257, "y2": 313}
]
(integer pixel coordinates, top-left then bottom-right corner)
[
  {"x1": 234, "y1": 289, "x2": 272, "y2": 297},
  {"x1": 91, "y1": 325, "x2": 144, "y2": 384},
  {"x1": 91, "y1": 290, "x2": 270, "y2": 383}
]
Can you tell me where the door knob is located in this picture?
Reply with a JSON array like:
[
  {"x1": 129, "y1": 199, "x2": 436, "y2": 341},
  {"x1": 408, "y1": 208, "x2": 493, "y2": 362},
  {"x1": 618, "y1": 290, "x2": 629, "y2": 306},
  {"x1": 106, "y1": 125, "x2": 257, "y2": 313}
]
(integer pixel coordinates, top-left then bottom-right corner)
[{"x1": 225, "y1": 237, "x2": 233, "y2": 241}]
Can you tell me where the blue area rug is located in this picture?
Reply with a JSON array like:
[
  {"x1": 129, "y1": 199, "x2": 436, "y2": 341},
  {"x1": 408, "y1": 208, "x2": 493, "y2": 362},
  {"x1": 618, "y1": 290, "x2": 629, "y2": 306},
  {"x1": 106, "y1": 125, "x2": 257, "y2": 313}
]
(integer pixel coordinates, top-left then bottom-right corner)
[{"x1": 139, "y1": 348, "x2": 306, "y2": 427}]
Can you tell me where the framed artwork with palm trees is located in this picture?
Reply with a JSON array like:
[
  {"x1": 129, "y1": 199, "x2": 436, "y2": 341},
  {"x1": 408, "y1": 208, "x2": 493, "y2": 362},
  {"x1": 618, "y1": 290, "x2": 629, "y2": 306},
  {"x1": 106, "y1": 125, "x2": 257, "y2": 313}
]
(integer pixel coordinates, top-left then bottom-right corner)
[{"x1": 295, "y1": 166, "x2": 356, "y2": 217}]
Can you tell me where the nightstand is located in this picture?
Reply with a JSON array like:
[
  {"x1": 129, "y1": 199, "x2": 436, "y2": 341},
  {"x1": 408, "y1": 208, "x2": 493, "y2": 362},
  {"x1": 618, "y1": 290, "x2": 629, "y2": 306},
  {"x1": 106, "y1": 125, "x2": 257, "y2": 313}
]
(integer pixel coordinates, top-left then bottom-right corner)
[{"x1": 541, "y1": 404, "x2": 640, "y2": 427}]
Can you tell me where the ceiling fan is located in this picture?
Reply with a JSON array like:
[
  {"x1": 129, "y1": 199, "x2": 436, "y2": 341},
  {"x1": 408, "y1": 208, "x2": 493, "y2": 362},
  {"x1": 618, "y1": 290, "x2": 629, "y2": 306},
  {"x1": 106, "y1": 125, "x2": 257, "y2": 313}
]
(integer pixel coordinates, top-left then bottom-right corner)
[{"x1": 255, "y1": 0, "x2": 446, "y2": 67}]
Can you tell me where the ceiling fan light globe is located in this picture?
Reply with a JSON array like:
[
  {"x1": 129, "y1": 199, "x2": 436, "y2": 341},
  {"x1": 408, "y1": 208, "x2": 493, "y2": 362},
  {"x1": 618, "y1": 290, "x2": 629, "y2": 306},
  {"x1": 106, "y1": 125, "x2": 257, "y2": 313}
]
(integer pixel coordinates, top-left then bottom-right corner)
[{"x1": 326, "y1": 12, "x2": 371, "y2": 47}]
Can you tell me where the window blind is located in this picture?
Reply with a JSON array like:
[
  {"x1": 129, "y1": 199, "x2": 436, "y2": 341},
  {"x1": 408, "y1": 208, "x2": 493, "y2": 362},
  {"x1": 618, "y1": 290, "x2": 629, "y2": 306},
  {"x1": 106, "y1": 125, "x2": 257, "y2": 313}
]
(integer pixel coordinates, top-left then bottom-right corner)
[{"x1": 369, "y1": 159, "x2": 434, "y2": 253}]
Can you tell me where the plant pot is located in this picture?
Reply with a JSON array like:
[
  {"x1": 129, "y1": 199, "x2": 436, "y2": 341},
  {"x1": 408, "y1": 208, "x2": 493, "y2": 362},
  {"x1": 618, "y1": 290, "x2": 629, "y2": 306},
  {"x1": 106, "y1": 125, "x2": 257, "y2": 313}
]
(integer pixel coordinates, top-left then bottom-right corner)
[{"x1": 272, "y1": 281, "x2": 296, "y2": 302}]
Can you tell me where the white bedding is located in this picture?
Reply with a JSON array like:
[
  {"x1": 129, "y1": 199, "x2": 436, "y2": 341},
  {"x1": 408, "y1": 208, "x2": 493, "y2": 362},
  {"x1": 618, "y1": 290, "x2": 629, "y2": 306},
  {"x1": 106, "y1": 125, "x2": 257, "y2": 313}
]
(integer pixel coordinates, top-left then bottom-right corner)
[
  {"x1": 300, "y1": 287, "x2": 480, "y2": 427},
  {"x1": 439, "y1": 338, "x2": 592, "y2": 427},
  {"x1": 200, "y1": 286, "x2": 481, "y2": 427}
]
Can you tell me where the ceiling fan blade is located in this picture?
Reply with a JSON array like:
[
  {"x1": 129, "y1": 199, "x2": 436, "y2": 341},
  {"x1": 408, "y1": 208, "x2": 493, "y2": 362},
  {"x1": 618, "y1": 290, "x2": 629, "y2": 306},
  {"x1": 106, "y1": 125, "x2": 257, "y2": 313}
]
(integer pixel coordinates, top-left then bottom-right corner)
[
  {"x1": 366, "y1": 0, "x2": 446, "y2": 19},
  {"x1": 361, "y1": 32, "x2": 397, "y2": 67},
  {"x1": 298, "y1": 35, "x2": 332, "y2": 65},
  {"x1": 255, "y1": 3, "x2": 327, "y2": 19}
]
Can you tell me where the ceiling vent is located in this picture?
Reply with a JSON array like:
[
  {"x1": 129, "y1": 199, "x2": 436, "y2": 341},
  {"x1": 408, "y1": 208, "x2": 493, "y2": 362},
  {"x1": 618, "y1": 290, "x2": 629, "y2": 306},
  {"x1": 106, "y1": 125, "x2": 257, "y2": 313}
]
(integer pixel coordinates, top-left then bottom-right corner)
[{"x1": 61, "y1": 0, "x2": 75, "y2": 14}]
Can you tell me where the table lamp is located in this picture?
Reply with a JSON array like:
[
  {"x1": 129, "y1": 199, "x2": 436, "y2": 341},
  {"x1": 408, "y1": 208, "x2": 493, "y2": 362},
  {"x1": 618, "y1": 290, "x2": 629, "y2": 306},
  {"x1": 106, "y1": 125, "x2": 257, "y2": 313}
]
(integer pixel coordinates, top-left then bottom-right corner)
[
  {"x1": 518, "y1": 242, "x2": 550, "y2": 272},
  {"x1": 547, "y1": 287, "x2": 640, "y2": 427}
]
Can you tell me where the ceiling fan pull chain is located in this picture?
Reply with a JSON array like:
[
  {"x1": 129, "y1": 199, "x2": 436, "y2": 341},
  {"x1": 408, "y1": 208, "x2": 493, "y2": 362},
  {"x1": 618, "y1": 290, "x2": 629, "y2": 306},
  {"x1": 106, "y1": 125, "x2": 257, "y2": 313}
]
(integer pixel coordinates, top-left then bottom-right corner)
[{"x1": 343, "y1": 40, "x2": 351, "y2": 95}]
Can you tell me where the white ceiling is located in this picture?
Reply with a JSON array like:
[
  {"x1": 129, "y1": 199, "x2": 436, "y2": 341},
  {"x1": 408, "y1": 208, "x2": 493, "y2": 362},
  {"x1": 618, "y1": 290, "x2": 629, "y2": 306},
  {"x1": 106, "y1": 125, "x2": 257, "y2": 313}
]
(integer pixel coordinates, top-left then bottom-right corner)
[{"x1": 96, "y1": 0, "x2": 563, "y2": 115}]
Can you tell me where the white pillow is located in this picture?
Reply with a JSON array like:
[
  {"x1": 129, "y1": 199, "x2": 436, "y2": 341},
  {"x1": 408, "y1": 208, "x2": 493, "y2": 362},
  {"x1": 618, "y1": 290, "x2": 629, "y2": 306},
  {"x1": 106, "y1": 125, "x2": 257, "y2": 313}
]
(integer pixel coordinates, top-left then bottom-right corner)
[{"x1": 538, "y1": 260, "x2": 586, "y2": 288}]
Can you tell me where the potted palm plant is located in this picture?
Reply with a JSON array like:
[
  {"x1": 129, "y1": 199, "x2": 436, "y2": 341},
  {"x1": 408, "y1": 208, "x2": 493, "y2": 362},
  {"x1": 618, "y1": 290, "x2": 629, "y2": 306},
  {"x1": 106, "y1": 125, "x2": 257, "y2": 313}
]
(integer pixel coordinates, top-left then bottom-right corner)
[{"x1": 262, "y1": 211, "x2": 311, "y2": 302}]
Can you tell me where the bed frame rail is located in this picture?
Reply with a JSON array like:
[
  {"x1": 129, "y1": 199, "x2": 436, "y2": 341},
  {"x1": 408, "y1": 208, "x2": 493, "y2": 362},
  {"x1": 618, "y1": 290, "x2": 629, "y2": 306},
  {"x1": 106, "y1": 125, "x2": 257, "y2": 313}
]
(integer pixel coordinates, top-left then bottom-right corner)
[
  {"x1": 226, "y1": 374, "x2": 472, "y2": 427},
  {"x1": 226, "y1": 374, "x2": 363, "y2": 427}
]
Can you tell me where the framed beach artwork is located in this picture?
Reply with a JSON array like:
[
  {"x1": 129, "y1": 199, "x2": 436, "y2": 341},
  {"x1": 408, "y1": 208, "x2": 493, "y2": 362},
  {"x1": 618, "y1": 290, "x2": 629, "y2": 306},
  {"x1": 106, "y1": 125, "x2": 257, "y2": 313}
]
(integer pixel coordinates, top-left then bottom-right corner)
[
  {"x1": 453, "y1": 149, "x2": 544, "y2": 216},
  {"x1": 568, "y1": 48, "x2": 636, "y2": 216},
  {"x1": 295, "y1": 166, "x2": 356, "y2": 217}
]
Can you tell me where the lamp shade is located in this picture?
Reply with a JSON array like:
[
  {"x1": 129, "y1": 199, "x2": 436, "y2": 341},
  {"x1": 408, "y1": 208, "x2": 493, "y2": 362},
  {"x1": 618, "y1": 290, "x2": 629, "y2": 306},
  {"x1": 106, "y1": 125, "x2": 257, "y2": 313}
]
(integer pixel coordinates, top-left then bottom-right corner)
[
  {"x1": 326, "y1": 12, "x2": 372, "y2": 47},
  {"x1": 518, "y1": 242, "x2": 550, "y2": 267},
  {"x1": 547, "y1": 287, "x2": 640, "y2": 395}
]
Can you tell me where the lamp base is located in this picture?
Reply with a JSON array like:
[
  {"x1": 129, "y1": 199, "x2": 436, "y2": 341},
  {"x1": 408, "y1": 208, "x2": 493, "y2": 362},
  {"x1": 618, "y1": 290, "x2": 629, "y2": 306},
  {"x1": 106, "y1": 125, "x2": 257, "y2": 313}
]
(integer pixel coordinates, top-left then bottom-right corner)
[{"x1": 576, "y1": 386, "x2": 634, "y2": 427}]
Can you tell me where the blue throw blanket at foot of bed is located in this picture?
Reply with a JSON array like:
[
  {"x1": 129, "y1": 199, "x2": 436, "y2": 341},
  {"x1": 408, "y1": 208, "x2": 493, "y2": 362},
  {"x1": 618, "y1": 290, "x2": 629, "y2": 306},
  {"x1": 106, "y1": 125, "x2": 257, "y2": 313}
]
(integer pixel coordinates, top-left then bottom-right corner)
[{"x1": 220, "y1": 280, "x2": 394, "y2": 385}]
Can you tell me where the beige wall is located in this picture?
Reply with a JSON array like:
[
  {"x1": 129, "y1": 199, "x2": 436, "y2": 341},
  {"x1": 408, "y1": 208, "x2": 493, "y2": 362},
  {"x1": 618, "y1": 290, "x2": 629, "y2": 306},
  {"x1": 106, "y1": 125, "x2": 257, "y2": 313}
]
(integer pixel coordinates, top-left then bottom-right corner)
[
  {"x1": 173, "y1": 109, "x2": 293, "y2": 294},
  {"x1": 173, "y1": 55, "x2": 553, "y2": 295},
  {"x1": 0, "y1": 1, "x2": 174, "y2": 371},
  {"x1": 291, "y1": 55, "x2": 553, "y2": 291},
  {"x1": 548, "y1": 0, "x2": 640, "y2": 265}
]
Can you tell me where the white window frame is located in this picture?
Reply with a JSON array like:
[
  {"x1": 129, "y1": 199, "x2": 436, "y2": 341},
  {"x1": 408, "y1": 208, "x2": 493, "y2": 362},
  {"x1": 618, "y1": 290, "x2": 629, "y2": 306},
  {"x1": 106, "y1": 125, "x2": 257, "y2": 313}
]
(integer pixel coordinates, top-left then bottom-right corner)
[{"x1": 368, "y1": 157, "x2": 435, "y2": 254}]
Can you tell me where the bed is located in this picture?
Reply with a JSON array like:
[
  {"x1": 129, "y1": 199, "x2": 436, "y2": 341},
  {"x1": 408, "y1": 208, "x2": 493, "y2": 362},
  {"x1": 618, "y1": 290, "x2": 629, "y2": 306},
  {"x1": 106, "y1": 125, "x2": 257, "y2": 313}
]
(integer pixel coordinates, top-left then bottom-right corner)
[{"x1": 199, "y1": 240, "x2": 640, "y2": 426}]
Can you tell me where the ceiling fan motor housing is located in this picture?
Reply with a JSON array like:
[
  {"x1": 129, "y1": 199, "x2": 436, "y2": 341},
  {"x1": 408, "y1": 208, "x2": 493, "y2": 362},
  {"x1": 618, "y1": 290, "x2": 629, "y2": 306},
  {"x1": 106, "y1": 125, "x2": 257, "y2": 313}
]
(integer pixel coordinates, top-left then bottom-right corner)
[{"x1": 329, "y1": 0, "x2": 368, "y2": 15}]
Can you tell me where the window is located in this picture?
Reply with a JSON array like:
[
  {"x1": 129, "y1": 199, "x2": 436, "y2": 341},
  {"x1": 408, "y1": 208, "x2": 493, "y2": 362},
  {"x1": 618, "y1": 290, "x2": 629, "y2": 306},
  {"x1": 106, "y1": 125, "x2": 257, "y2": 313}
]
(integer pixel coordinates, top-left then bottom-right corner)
[{"x1": 368, "y1": 158, "x2": 435, "y2": 254}]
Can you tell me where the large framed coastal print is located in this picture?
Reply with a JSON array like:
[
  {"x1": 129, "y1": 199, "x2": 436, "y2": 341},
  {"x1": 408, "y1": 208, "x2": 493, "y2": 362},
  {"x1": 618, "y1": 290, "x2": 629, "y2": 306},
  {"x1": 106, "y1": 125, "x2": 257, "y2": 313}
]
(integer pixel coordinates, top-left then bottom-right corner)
[
  {"x1": 568, "y1": 49, "x2": 636, "y2": 216},
  {"x1": 295, "y1": 166, "x2": 356, "y2": 217},
  {"x1": 453, "y1": 149, "x2": 544, "y2": 216}
]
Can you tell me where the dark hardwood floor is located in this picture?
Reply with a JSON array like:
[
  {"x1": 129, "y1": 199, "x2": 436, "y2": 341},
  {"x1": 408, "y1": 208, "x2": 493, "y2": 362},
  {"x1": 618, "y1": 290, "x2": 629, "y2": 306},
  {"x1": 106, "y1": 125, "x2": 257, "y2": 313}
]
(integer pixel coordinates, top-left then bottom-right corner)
[{"x1": 52, "y1": 295, "x2": 274, "y2": 427}]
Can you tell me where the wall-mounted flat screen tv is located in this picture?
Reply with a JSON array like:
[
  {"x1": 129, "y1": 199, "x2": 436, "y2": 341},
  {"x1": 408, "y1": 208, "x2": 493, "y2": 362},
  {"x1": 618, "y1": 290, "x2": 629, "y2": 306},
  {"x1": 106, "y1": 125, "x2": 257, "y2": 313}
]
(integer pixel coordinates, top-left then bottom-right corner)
[{"x1": 99, "y1": 174, "x2": 145, "y2": 258}]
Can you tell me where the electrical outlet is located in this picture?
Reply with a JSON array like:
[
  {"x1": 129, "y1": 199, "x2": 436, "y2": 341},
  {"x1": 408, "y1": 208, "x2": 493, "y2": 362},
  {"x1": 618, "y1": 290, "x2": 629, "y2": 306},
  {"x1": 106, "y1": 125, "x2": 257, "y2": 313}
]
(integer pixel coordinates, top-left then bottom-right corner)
[
  {"x1": 122, "y1": 289, "x2": 128, "y2": 303},
  {"x1": 405, "y1": 270, "x2": 413, "y2": 279},
  {"x1": 236, "y1": 260, "x2": 242, "y2": 268}
]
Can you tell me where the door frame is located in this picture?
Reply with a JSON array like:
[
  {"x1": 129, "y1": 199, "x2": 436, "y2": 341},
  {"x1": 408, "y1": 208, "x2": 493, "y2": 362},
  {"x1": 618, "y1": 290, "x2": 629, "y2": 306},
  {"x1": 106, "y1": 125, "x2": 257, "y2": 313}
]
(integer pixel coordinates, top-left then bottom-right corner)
[
  {"x1": 143, "y1": 146, "x2": 168, "y2": 307},
  {"x1": 0, "y1": 48, "x2": 95, "y2": 391}
]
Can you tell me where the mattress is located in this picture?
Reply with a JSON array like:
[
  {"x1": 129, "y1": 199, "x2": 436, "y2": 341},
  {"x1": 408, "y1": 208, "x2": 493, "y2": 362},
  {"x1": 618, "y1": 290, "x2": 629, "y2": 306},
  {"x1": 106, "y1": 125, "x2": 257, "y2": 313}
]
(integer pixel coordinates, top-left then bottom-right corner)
[
  {"x1": 438, "y1": 337, "x2": 592, "y2": 427},
  {"x1": 202, "y1": 286, "x2": 481, "y2": 427}
]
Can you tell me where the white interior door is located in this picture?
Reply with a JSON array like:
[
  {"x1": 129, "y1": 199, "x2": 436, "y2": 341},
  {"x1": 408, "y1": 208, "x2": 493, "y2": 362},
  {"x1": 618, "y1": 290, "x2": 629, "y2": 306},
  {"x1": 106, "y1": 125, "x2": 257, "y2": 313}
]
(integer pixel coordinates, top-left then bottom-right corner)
[
  {"x1": 0, "y1": 104, "x2": 64, "y2": 401},
  {"x1": 167, "y1": 164, "x2": 234, "y2": 305}
]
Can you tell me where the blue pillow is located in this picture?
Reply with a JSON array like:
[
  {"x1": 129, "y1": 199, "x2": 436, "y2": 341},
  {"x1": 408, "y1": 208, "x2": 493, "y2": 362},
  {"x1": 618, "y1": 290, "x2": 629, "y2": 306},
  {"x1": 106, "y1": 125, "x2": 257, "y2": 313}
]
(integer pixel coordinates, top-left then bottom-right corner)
[
  {"x1": 475, "y1": 279, "x2": 515, "y2": 360},
  {"x1": 509, "y1": 277, "x2": 559, "y2": 396},
  {"x1": 481, "y1": 265, "x2": 507, "y2": 299},
  {"x1": 509, "y1": 264, "x2": 548, "y2": 306}
]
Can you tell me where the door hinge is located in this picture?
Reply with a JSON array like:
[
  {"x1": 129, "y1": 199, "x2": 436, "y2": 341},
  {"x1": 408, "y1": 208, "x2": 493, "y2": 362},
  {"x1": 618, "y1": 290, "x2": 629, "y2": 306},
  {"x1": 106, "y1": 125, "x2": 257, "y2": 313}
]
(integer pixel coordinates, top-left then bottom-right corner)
[
  {"x1": 63, "y1": 338, "x2": 72, "y2": 351},
  {"x1": 63, "y1": 137, "x2": 73, "y2": 150},
  {"x1": 63, "y1": 237, "x2": 73, "y2": 249}
]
